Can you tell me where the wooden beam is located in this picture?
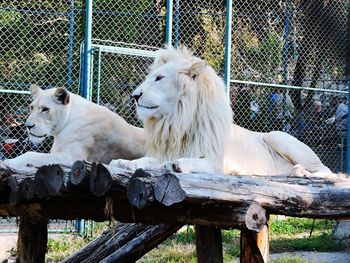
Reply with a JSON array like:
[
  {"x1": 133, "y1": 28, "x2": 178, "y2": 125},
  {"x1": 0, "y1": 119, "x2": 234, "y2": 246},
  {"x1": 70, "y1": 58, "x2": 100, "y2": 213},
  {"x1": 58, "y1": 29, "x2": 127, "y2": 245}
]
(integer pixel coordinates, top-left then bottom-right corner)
[
  {"x1": 17, "y1": 211, "x2": 48, "y2": 263},
  {"x1": 151, "y1": 172, "x2": 350, "y2": 219},
  {"x1": 99, "y1": 224, "x2": 181, "y2": 263},
  {"x1": 240, "y1": 222, "x2": 270, "y2": 263},
  {"x1": 111, "y1": 201, "x2": 266, "y2": 230},
  {"x1": 195, "y1": 225, "x2": 223, "y2": 263},
  {"x1": 62, "y1": 222, "x2": 181, "y2": 263}
]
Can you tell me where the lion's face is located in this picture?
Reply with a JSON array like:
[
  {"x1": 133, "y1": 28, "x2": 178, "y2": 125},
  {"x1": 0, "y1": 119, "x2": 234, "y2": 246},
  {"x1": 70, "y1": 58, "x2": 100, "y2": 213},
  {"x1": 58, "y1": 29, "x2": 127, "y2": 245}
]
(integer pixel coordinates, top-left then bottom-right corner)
[
  {"x1": 132, "y1": 56, "x2": 207, "y2": 122},
  {"x1": 26, "y1": 85, "x2": 71, "y2": 146},
  {"x1": 132, "y1": 62, "x2": 180, "y2": 121}
]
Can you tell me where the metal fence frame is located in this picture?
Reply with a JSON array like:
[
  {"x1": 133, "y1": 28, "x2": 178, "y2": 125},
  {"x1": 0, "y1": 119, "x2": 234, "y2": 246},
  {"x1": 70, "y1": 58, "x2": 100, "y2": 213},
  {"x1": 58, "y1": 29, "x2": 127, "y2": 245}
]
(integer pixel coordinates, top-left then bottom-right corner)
[
  {"x1": 79, "y1": 0, "x2": 349, "y2": 171},
  {"x1": 0, "y1": 0, "x2": 348, "y2": 170}
]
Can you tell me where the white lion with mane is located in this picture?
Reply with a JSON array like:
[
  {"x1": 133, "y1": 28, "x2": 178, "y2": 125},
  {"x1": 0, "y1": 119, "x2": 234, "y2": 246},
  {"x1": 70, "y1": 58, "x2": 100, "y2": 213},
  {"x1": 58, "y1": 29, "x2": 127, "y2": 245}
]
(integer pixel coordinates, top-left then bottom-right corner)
[
  {"x1": 4, "y1": 85, "x2": 146, "y2": 171},
  {"x1": 111, "y1": 47, "x2": 334, "y2": 177}
]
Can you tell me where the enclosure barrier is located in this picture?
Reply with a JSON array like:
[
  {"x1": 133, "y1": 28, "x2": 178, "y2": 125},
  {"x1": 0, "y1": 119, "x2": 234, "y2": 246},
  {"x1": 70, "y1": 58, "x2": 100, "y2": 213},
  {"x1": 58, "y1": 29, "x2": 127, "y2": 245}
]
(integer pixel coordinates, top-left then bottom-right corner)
[
  {"x1": 1, "y1": 0, "x2": 348, "y2": 171},
  {"x1": 1, "y1": 160, "x2": 350, "y2": 263}
]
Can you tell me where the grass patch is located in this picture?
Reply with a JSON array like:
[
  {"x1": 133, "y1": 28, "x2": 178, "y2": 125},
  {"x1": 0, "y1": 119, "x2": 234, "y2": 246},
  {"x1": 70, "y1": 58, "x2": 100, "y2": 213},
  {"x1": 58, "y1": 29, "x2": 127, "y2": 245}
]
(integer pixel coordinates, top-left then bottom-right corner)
[
  {"x1": 270, "y1": 216, "x2": 334, "y2": 237},
  {"x1": 46, "y1": 235, "x2": 89, "y2": 262},
  {"x1": 271, "y1": 234, "x2": 345, "y2": 252},
  {"x1": 42, "y1": 217, "x2": 350, "y2": 262},
  {"x1": 272, "y1": 257, "x2": 309, "y2": 263}
]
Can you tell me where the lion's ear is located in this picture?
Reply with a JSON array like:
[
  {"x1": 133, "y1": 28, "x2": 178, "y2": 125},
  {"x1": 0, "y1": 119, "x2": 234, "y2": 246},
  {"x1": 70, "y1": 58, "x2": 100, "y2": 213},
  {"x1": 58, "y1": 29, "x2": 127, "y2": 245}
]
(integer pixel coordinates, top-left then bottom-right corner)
[
  {"x1": 29, "y1": 84, "x2": 42, "y2": 99},
  {"x1": 183, "y1": 60, "x2": 207, "y2": 79},
  {"x1": 151, "y1": 54, "x2": 168, "y2": 70},
  {"x1": 53, "y1": 88, "x2": 70, "y2": 105}
]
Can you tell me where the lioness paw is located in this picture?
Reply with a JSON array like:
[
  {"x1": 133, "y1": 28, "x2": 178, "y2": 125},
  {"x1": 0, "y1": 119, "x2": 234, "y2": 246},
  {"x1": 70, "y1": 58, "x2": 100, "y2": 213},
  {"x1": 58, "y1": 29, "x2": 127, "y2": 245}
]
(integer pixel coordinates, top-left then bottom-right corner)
[
  {"x1": 3, "y1": 158, "x2": 36, "y2": 173},
  {"x1": 109, "y1": 159, "x2": 136, "y2": 170}
]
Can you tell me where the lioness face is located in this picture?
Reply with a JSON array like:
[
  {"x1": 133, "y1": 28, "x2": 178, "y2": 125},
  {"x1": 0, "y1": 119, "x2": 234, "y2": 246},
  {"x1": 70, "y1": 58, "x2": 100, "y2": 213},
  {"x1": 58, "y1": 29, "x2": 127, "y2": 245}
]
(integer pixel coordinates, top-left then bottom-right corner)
[
  {"x1": 132, "y1": 62, "x2": 180, "y2": 121},
  {"x1": 26, "y1": 85, "x2": 70, "y2": 146}
]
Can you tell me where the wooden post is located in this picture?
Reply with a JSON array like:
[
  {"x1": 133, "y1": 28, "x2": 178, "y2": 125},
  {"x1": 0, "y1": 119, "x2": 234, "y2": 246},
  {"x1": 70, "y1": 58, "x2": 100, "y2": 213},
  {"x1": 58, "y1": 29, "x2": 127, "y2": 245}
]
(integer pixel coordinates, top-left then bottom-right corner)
[
  {"x1": 240, "y1": 216, "x2": 270, "y2": 263},
  {"x1": 17, "y1": 213, "x2": 48, "y2": 263},
  {"x1": 195, "y1": 225, "x2": 223, "y2": 263}
]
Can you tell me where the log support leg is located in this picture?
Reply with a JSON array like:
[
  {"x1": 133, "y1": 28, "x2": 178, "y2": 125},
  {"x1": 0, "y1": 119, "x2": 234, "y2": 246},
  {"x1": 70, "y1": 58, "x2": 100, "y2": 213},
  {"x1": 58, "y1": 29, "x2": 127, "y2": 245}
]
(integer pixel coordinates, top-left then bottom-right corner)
[
  {"x1": 195, "y1": 225, "x2": 223, "y2": 263},
  {"x1": 240, "y1": 220, "x2": 269, "y2": 263},
  {"x1": 17, "y1": 214, "x2": 48, "y2": 263}
]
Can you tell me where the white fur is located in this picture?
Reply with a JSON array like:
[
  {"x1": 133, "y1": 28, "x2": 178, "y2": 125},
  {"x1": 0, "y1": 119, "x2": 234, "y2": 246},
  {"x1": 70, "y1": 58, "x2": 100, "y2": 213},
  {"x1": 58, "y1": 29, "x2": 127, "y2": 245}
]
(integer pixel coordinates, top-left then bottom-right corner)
[
  {"x1": 110, "y1": 47, "x2": 231, "y2": 174},
  {"x1": 111, "y1": 47, "x2": 334, "y2": 177},
  {"x1": 4, "y1": 86, "x2": 146, "y2": 171}
]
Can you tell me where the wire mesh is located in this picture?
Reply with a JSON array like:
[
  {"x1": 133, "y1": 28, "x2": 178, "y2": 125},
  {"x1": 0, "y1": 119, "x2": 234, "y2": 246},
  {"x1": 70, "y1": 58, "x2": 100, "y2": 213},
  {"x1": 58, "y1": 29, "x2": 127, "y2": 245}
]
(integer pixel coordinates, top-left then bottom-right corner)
[
  {"x1": 0, "y1": 0, "x2": 349, "y2": 174},
  {"x1": 90, "y1": 46, "x2": 157, "y2": 127},
  {"x1": 0, "y1": 0, "x2": 83, "y2": 159},
  {"x1": 229, "y1": 0, "x2": 349, "y2": 172}
]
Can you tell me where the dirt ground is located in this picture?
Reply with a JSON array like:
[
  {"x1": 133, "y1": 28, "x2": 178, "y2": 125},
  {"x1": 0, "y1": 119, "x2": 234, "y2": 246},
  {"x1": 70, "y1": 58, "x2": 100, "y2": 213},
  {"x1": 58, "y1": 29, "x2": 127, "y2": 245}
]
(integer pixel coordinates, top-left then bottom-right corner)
[
  {"x1": 0, "y1": 233, "x2": 17, "y2": 262},
  {"x1": 269, "y1": 251, "x2": 350, "y2": 263}
]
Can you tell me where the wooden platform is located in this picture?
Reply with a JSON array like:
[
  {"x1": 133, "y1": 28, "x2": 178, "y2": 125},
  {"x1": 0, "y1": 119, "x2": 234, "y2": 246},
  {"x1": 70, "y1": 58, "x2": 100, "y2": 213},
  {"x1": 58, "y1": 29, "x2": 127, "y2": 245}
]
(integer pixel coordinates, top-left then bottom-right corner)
[{"x1": 1, "y1": 161, "x2": 350, "y2": 263}]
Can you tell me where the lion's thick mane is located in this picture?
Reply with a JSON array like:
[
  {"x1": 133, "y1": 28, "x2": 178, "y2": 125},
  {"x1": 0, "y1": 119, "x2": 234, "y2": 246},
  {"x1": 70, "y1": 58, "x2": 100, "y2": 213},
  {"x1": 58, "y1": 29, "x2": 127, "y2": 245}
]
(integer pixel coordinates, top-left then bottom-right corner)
[{"x1": 144, "y1": 48, "x2": 233, "y2": 167}]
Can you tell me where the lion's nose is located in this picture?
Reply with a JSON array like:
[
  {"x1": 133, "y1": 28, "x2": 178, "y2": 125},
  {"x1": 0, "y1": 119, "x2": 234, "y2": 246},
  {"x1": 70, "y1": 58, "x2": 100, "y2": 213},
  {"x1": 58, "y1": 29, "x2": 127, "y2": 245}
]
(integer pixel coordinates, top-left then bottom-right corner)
[{"x1": 131, "y1": 92, "x2": 143, "y2": 103}]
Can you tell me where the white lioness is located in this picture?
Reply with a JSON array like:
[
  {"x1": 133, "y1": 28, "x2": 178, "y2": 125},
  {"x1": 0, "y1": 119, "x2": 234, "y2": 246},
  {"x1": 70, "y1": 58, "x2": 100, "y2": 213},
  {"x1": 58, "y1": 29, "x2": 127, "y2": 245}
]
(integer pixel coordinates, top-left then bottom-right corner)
[
  {"x1": 4, "y1": 85, "x2": 146, "y2": 171},
  {"x1": 110, "y1": 47, "x2": 333, "y2": 177}
]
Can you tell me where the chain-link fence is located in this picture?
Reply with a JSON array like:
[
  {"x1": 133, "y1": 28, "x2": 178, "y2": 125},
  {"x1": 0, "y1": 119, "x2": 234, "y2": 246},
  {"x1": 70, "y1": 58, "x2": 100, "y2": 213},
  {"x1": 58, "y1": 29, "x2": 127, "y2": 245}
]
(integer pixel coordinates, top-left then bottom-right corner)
[
  {"x1": 228, "y1": 0, "x2": 349, "y2": 172},
  {"x1": 0, "y1": 0, "x2": 349, "y2": 173},
  {"x1": 0, "y1": 1, "x2": 84, "y2": 160}
]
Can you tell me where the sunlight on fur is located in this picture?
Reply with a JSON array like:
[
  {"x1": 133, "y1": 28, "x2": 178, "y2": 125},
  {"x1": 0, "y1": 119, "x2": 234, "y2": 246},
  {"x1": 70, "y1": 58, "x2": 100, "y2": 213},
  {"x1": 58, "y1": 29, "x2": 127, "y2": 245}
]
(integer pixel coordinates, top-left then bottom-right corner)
[
  {"x1": 111, "y1": 46, "x2": 336, "y2": 177},
  {"x1": 145, "y1": 47, "x2": 232, "y2": 171}
]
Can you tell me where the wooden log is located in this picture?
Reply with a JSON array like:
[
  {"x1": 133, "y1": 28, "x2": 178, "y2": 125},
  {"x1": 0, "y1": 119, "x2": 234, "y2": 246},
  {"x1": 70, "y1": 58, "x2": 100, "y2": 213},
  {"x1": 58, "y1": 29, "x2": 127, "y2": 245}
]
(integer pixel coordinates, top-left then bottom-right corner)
[
  {"x1": 127, "y1": 169, "x2": 163, "y2": 209},
  {"x1": 89, "y1": 162, "x2": 99, "y2": 193},
  {"x1": 0, "y1": 199, "x2": 266, "y2": 230},
  {"x1": 92, "y1": 163, "x2": 134, "y2": 197},
  {"x1": 240, "y1": 222, "x2": 270, "y2": 263},
  {"x1": 70, "y1": 160, "x2": 89, "y2": 186},
  {"x1": 20, "y1": 176, "x2": 36, "y2": 201},
  {"x1": 61, "y1": 223, "x2": 148, "y2": 263},
  {"x1": 4, "y1": 164, "x2": 72, "y2": 204},
  {"x1": 35, "y1": 165, "x2": 65, "y2": 197},
  {"x1": 0, "y1": 197, "x2": 108, "y2": 221},
  {"x1": 152, "y1": 172, "x2": 350, "y2": 219},
  {"x1": 69, "y1": 161, "x2": 132, "y2": 198},
  {"x1": 99, "y1": 224, "x2": 181, "y2": 263},
  {"x1": 0, "y1": 182, "x2": 10, "y2": 204},
  {"x1": 0, "y1": 164, "x2": 11, "y2": 203},
  {"x1": 195, "y1": 225, "x2": 223, "y2": 263},
  {"x1": 155, "y1": 173, "x2": 185, "y2": 206},
  {"x1": 93, "y1": 163, "x2": 113, "y2": 196},
  {"x1": 113, "y1": 202, "x2": 266, "y2": 230},
  {"x1": 8, "y1": 175, "x2": 26, "y2": 204},
  {"x1": 17, "y1": 212, "x2": 48, "y2": 263}
]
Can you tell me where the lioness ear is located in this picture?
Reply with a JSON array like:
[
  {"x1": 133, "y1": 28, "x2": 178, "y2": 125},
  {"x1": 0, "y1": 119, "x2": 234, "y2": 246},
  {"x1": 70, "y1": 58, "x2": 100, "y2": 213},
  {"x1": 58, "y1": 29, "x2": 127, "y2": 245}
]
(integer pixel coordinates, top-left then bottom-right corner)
[
  {"x1": 182, "y1": 60, "x2": 207, "y2": 79},
  {"x1": 53, "y1": 88, "x2": 70, "y2": 105},
  {"x1": 29, "y1": 84, "x2": 42, "y2": 99}
]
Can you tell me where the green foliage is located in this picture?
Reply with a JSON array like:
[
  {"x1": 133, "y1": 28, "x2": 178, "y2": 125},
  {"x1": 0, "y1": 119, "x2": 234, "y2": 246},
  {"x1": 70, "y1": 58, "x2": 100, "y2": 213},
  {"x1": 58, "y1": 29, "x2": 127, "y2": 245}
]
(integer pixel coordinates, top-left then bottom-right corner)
[
  {"x1": 42, "y1": 218, "x2": 350, "y2": 262},
  {"x1": 46, "y1": 236, "x2": 88, "y2": 262},
  {"x1": 271, "y1": 234, "x2": 345, "y2": 252},
  {"x1": 270, "y1": 217, "x2": 334, "y2": 236},
  {"x1": 272, "y1": 257, "x2": 308, "y2": 263}
]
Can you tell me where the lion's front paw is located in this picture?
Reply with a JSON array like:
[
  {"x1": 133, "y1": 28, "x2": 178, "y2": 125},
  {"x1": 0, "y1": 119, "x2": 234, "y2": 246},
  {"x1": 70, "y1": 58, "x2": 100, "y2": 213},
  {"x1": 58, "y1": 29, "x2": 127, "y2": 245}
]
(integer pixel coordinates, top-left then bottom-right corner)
[
  {"x1": 109, "y1": 159, "x2": 136, "y2": 170},
  {"x1": 291, "y1": 164, "x2": 311, "y2": 177},
  {"x1": 162, "y1": 160, "x2": 182, "y2": 173}
]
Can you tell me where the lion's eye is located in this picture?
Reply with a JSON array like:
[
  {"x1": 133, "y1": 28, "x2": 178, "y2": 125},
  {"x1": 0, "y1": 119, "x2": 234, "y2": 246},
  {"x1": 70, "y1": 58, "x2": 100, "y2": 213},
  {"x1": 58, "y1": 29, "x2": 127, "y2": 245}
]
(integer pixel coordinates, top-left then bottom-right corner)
[
  {"x1": 29, "y1": 105, "x2": 34, "y2": 112},
  {"x1": 155, "y1": 75, "x2": 164, "y2": 81},
  {"x1": 41, "y1": 107, "x2": 49, "y2": 112}
]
